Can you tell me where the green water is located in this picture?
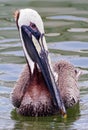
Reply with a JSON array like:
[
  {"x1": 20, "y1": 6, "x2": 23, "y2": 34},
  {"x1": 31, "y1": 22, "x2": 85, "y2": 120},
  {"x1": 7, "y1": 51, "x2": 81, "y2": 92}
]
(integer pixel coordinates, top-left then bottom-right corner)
[{"x1": 0, "y1": 0, "x2": 88, "y2": 129}]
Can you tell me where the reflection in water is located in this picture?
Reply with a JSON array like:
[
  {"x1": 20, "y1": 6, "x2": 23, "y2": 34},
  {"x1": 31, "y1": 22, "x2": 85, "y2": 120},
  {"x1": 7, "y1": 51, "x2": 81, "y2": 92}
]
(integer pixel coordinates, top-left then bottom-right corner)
[
  {"x1": 0, "y1": 0, "x2": 88, "y2": 129},
  {"x1": 11, "y1": 103, "x2": 80, "y2": 130}
]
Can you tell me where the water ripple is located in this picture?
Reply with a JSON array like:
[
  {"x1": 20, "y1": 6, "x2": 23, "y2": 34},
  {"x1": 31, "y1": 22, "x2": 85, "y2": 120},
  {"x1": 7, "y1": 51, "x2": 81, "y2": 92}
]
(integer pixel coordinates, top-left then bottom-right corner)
[
  {"x1": 0, "y1": 27, "x2": 16, "y2": 31},
  {"x1": 49, "y1": 41, "x2": 88, "y2": 51},
  {"x1": 68, "y1": 28, "x2": 88, "y2": 32},
  {"x1": 47, "y1": 15, "x2": 88, "y2": 22},
  {"x1": 0, "y1": 39, "x2": 19, "y2": 44}
]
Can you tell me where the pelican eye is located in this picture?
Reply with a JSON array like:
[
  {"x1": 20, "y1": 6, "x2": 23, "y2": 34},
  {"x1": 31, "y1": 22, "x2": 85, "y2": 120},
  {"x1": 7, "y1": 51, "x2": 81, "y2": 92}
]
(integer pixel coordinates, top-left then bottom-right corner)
[
  {"x1": 30, "y1": 22, "x2": 36, "y2": 29},
  {"x1": 31, "y1": 24, "x2": 36, "y2": 28}
]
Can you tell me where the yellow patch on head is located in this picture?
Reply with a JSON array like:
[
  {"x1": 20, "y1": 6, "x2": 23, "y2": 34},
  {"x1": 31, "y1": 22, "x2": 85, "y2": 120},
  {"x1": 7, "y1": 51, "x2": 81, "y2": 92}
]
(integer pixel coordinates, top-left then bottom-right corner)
[
  {"x1": 14, "y1": 10, "x2": 20, "y2": 20},
  {"x1": 14, "y1": 10, "x2": 20, "y2": 29}
]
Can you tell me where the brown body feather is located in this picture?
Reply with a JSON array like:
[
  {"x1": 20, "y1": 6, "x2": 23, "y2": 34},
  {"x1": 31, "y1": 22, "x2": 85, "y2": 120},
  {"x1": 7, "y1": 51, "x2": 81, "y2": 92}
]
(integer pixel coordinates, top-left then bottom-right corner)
[
  {"x1": 54, "y1": 61, "x2": 80, "y2": 108},
  {"x1": 11, "y1": 61, "x2": 81, "y2": 116}
]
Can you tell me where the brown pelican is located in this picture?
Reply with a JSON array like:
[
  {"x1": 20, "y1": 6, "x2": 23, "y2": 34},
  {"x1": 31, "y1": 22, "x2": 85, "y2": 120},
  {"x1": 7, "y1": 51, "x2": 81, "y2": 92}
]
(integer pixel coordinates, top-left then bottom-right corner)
[{"x1": 11, "y1": 9, "x2": 81, "y2": 117}]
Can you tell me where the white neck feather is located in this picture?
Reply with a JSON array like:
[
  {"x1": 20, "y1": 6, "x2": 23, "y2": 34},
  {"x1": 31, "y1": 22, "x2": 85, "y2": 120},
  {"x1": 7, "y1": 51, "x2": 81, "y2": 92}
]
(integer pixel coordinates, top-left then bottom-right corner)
[{"x1": 18, "y1": 9, "x2": 57, "y2": 78}]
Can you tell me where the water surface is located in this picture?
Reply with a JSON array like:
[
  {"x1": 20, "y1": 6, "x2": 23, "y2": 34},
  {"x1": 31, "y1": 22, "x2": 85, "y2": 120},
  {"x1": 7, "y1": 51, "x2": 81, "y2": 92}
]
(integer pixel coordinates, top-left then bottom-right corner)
[{"x1": 0, "y1": 0, "x2": 88, "y2": 129}]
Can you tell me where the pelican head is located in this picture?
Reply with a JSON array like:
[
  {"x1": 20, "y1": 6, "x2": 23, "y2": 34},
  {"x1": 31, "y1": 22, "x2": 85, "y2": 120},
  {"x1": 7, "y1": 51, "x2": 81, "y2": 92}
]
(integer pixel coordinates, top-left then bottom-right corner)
[{"x1": 14, "y1": 8, "x2": 66, "y2": 117}]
